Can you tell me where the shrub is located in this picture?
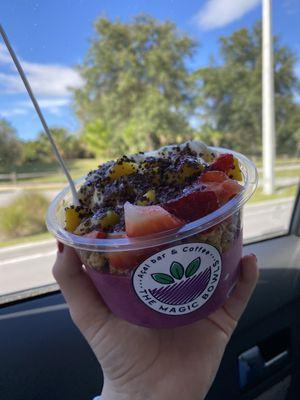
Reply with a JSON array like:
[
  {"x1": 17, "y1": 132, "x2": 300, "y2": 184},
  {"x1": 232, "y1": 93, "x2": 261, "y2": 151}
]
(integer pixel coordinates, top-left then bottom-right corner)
[{"x1": 0, "y1": 192, "x2": 50, "y2": 239}]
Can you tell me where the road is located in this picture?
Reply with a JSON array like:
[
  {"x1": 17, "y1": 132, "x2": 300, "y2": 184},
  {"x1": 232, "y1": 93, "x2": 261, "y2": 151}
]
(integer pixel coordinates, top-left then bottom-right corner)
[
  {"x1": 257, "y1": 177, "x2": 299, "y2": 188},
  {"x1": 0, "y1": 240, "x2": 57, "y2": 297},
  {"x1": 243, "y1": 197, "x2": 294, "y2": 239},
  {"x1": 0, "y1": 189, "x2": 59, "y2": 207},
  {"x1": 0, "y1": 198, "x2": 295, "y2": 297}
]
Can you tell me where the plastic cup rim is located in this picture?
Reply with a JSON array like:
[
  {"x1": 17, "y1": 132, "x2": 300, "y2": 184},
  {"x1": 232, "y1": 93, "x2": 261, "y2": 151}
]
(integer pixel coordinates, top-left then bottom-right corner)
[{"x1": 46, "y1": 146, "x2": 258, "y2": 252}]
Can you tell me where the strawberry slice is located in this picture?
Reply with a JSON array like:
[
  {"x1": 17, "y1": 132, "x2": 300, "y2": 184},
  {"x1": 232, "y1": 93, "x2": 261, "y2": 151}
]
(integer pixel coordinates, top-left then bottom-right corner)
[
  {"x1": 221, "y1": 180, "x2": 243, "y2": 203},
  {"x1": 108, "y1": 248, "x2": 153, "y2": 272},
  {"x1": 124, "y1": 202, "x2": 183, "y2": 237},
  {"x1": 209, "y1": 154, "x2": 234, "y2": 173},
  {"x1": 163, "y1": 190, "x2": 219, "y2": 222},
  {"x1": 84, "y1": 230, "x2": 107, "y2": 239},
  {"x1": 106, "y1": 230, "x2": 155, "y2": 272},
  {"x1": 200, "y1": 170, "x2": 228, "y2": 183},
  {"x1": 107, "y1": 232, "x2": 126, "y2": 238},
  {"x1": 199, "y1": 171, "x2": 243, "y2": 205}
]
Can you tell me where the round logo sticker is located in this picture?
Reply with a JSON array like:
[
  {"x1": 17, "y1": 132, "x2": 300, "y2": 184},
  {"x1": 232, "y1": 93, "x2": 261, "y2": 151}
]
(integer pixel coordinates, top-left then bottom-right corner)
[{"x1": 132, "y1": 243, "x2": 222, "y2": 316}]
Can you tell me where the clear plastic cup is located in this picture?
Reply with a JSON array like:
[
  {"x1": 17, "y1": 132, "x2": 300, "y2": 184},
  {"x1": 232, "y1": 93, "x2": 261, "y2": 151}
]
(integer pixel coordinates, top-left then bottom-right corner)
[{"x1": 46, "y1": 147, "x2": 257, "y2": 328}]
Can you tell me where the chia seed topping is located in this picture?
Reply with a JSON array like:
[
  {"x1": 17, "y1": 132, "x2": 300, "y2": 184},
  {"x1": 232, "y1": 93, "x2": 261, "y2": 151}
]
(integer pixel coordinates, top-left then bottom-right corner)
[{"x1": 72, "y1": 141, "x2": 215, "y2": 234}]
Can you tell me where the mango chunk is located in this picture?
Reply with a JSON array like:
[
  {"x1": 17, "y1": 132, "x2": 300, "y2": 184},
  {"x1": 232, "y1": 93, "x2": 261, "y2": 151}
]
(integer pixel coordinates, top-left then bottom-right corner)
[
  {"x1": 203, "y1": 152, "x2": 214, "y2": 163},
  {"x1": 99, "y1": 210, "x2": 120, "y2": 229},
  {"x1": 164, "y1": 163, "x2": 204, "y2": 184},
  {"x1": 144, "y1": 189, "x2": 156, "y2": 202},
  {"x1": 137, "y1": 190, "x2": 156, "y2": 205},
  {"x1": 109, "y1": 161, "x2": 137, "y2": 180},
  {"x1": 228, "y1": 157, "x2": 243, "y2": 181},
  {"x1": 178, "y1": 163, "x2": 204, "y2": 183},
  {"x1": 65, "y1": 207, "x2": 82, "y2": 232}
]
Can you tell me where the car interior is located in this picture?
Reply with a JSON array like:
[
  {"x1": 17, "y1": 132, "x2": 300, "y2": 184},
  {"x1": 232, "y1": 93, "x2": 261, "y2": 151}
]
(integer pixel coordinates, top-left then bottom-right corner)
[
  {"x1": 1, "y1": 1, "x2": 300, "y2": 400},
  {"x1": 1, "y1": 192, "x2": 299, "y2": 400}
]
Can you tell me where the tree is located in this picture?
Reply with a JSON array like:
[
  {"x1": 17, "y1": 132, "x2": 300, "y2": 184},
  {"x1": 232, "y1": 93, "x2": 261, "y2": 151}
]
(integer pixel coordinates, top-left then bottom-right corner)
[
  {"x1": 82, "y1": 119, "x2": 112, "y2": 159},
  {"x1": 196, "y1": 23, "x2": 300, "y2": 155},
  {"x1": 74, "y1": 15, "x2": 197, "y2": 156},
  {"x1": 23, "y1": 127, "x2": 92, "y2": 164},
  {"x1": 0, "y1": 119, "x2": 23, "y2": 172}
]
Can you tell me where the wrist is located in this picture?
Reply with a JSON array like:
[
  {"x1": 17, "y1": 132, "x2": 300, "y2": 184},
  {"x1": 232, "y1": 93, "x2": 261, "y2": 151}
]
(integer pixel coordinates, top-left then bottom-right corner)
[
  {"x1": 101, "y1": 380, "x2": 207, "y2": 400},
  {"x1": 101, "y1": 386, "x2": 151, "y2": 400}
]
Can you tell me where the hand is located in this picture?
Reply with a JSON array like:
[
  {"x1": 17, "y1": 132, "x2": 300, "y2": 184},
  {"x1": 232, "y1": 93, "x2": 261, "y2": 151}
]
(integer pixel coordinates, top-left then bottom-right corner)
[{"x1": 53, "y1": 245, "x2": 258, "y2": 400}]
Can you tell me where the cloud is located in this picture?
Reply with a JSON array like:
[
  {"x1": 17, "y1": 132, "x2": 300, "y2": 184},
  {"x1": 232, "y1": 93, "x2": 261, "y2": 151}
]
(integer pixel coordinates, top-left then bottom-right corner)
[
  {"x1": 0, "y1": 44, "x2": 83, "y2": 96},
  {"x1": 0, "y1": 44, "x2": 11, "y2": 64},
  {"x1": 195, "y1": 0, "x2": 261, "y2": 30},
  {"x1": 0, "y1": 72, "x2": 23, "y2": 92},
  {"x1": 0, "y1": 43, "x2": 82, "y2": 120},
  {"x1": 27, "y1": 97, "x2": 71, "y2": 115},
  {"x1": 0, "y1": 97, "x2": 71, "y2": 118},
  {"x1": 295, "y1": 61, "x2": 300, "y2": 79},
  {"x1": 19, "y1": 98, "x2": 70, "y2": 109},
  {"x1": 0, "y1": 107, "x2": 28, "y2": 118}
]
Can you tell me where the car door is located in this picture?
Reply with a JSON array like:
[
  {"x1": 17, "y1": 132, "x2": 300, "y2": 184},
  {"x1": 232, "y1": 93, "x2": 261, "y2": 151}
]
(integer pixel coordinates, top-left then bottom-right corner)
[
  {"x1": 1, "y1": 189, "x2": 299, "y2": 400},
  {"x1": 206, "y1": 190, "x2": 300, "y2": 400}
]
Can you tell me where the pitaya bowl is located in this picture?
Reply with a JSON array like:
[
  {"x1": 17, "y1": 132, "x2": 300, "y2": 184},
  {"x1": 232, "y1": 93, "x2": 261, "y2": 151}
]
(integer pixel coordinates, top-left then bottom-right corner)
[{"x1": 46, "y1": 147, "x2": 257, "y2": 329}]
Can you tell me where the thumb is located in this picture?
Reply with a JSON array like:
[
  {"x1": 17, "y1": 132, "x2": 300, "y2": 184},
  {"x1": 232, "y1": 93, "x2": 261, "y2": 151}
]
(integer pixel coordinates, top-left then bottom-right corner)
[
  {"x1": 207, "y1": 254, "x2": 258, "y2": 338},
  {"x1": 222, "y1": 254, "x2": 259, "y2": 322}
]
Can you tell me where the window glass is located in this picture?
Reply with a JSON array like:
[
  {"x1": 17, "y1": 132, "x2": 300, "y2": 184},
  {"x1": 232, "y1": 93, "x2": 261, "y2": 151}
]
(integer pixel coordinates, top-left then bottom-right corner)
[{"x1": 0, "y1": 0, "x2": 299, "y2": 301}]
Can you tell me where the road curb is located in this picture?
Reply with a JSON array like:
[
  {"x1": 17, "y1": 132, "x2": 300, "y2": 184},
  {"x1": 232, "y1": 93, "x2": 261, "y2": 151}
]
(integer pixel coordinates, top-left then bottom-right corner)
[
  {"x1": 0, "y1": 239, "x2": 55, "y2": 254},
  {"x1": 245, "y1": 197, "x2": 294, "y2": 209},
  {"x1": 0, "y1": 184, "x2": 64, "y2": 192}
]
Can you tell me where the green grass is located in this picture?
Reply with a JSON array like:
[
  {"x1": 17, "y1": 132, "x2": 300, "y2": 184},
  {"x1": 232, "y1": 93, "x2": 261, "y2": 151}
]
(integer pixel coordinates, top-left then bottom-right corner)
[
  {"x1": 0, "y1": 231, "x2": 52, "y2": 248},
  {"x1": 249, "y1": 184, "x2": 298, "y2": 204},
  {"x1": 0, "y1": 158, "x2": 102, "y2": 185},
  {"x1": 253, "y1": 157, "x2": 300, "y2": 168},
  {"x1": 257, "y1": 168, "x2": 300, "y2": 180},
  {"x1": 67, "y1": 158, "x2": 105, "y2": 172},
  {"x1": 13, "y1": 158, "x2": 103, "y2": 174},
  {"x1": 273, "y1": 169, "x2": 300, "y2": 178}
]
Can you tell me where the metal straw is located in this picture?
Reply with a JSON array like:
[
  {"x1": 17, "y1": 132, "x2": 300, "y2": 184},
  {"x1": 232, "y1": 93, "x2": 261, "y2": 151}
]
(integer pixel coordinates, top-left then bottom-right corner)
[{"x1": 0, "y1": 24, "x2": 79, "y2": 206}]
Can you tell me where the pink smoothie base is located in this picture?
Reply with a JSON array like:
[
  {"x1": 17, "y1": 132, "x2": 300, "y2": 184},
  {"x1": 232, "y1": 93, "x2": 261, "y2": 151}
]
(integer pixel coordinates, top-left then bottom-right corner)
[{"x1": 84, "y1": 231, "x2": 243, "y2": 329}]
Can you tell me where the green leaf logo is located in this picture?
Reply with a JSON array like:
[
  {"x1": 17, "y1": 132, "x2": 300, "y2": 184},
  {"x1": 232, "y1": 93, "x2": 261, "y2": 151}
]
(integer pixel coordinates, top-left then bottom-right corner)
[
  {"x1": 151, "y1": 273, "x2": 175, "y2": 285},
  {"x1": 170, "y1": 261, "x2": 184, "y2": 280},
  {"x1": 151, "y1": 257, "x2": 201, "y2": 285},
  {"x1": 185, "y1": 257, "x2": 201, "y2": 278}
]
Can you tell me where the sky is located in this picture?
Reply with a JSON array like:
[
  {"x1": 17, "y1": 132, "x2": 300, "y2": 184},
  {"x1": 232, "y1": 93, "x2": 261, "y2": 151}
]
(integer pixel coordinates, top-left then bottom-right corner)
[{"x1": 0, "y1": 0, "x2": 299, "y2": 141}]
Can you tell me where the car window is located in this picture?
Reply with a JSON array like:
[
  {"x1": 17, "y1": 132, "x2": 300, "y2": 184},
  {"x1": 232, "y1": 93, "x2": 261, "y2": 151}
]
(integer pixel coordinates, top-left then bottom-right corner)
[{"x1": 0, "y1": 0, "x2": 299, "y2": 301}]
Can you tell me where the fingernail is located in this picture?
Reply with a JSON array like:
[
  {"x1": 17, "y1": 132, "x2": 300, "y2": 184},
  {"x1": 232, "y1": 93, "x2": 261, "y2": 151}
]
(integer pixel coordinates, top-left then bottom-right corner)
[
  {"x1": 250, "y1": 253, "x2": 257, "y2": 262},
  {"x1": 57, "y1": 241, "x2": 64, "y2": 253}
]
